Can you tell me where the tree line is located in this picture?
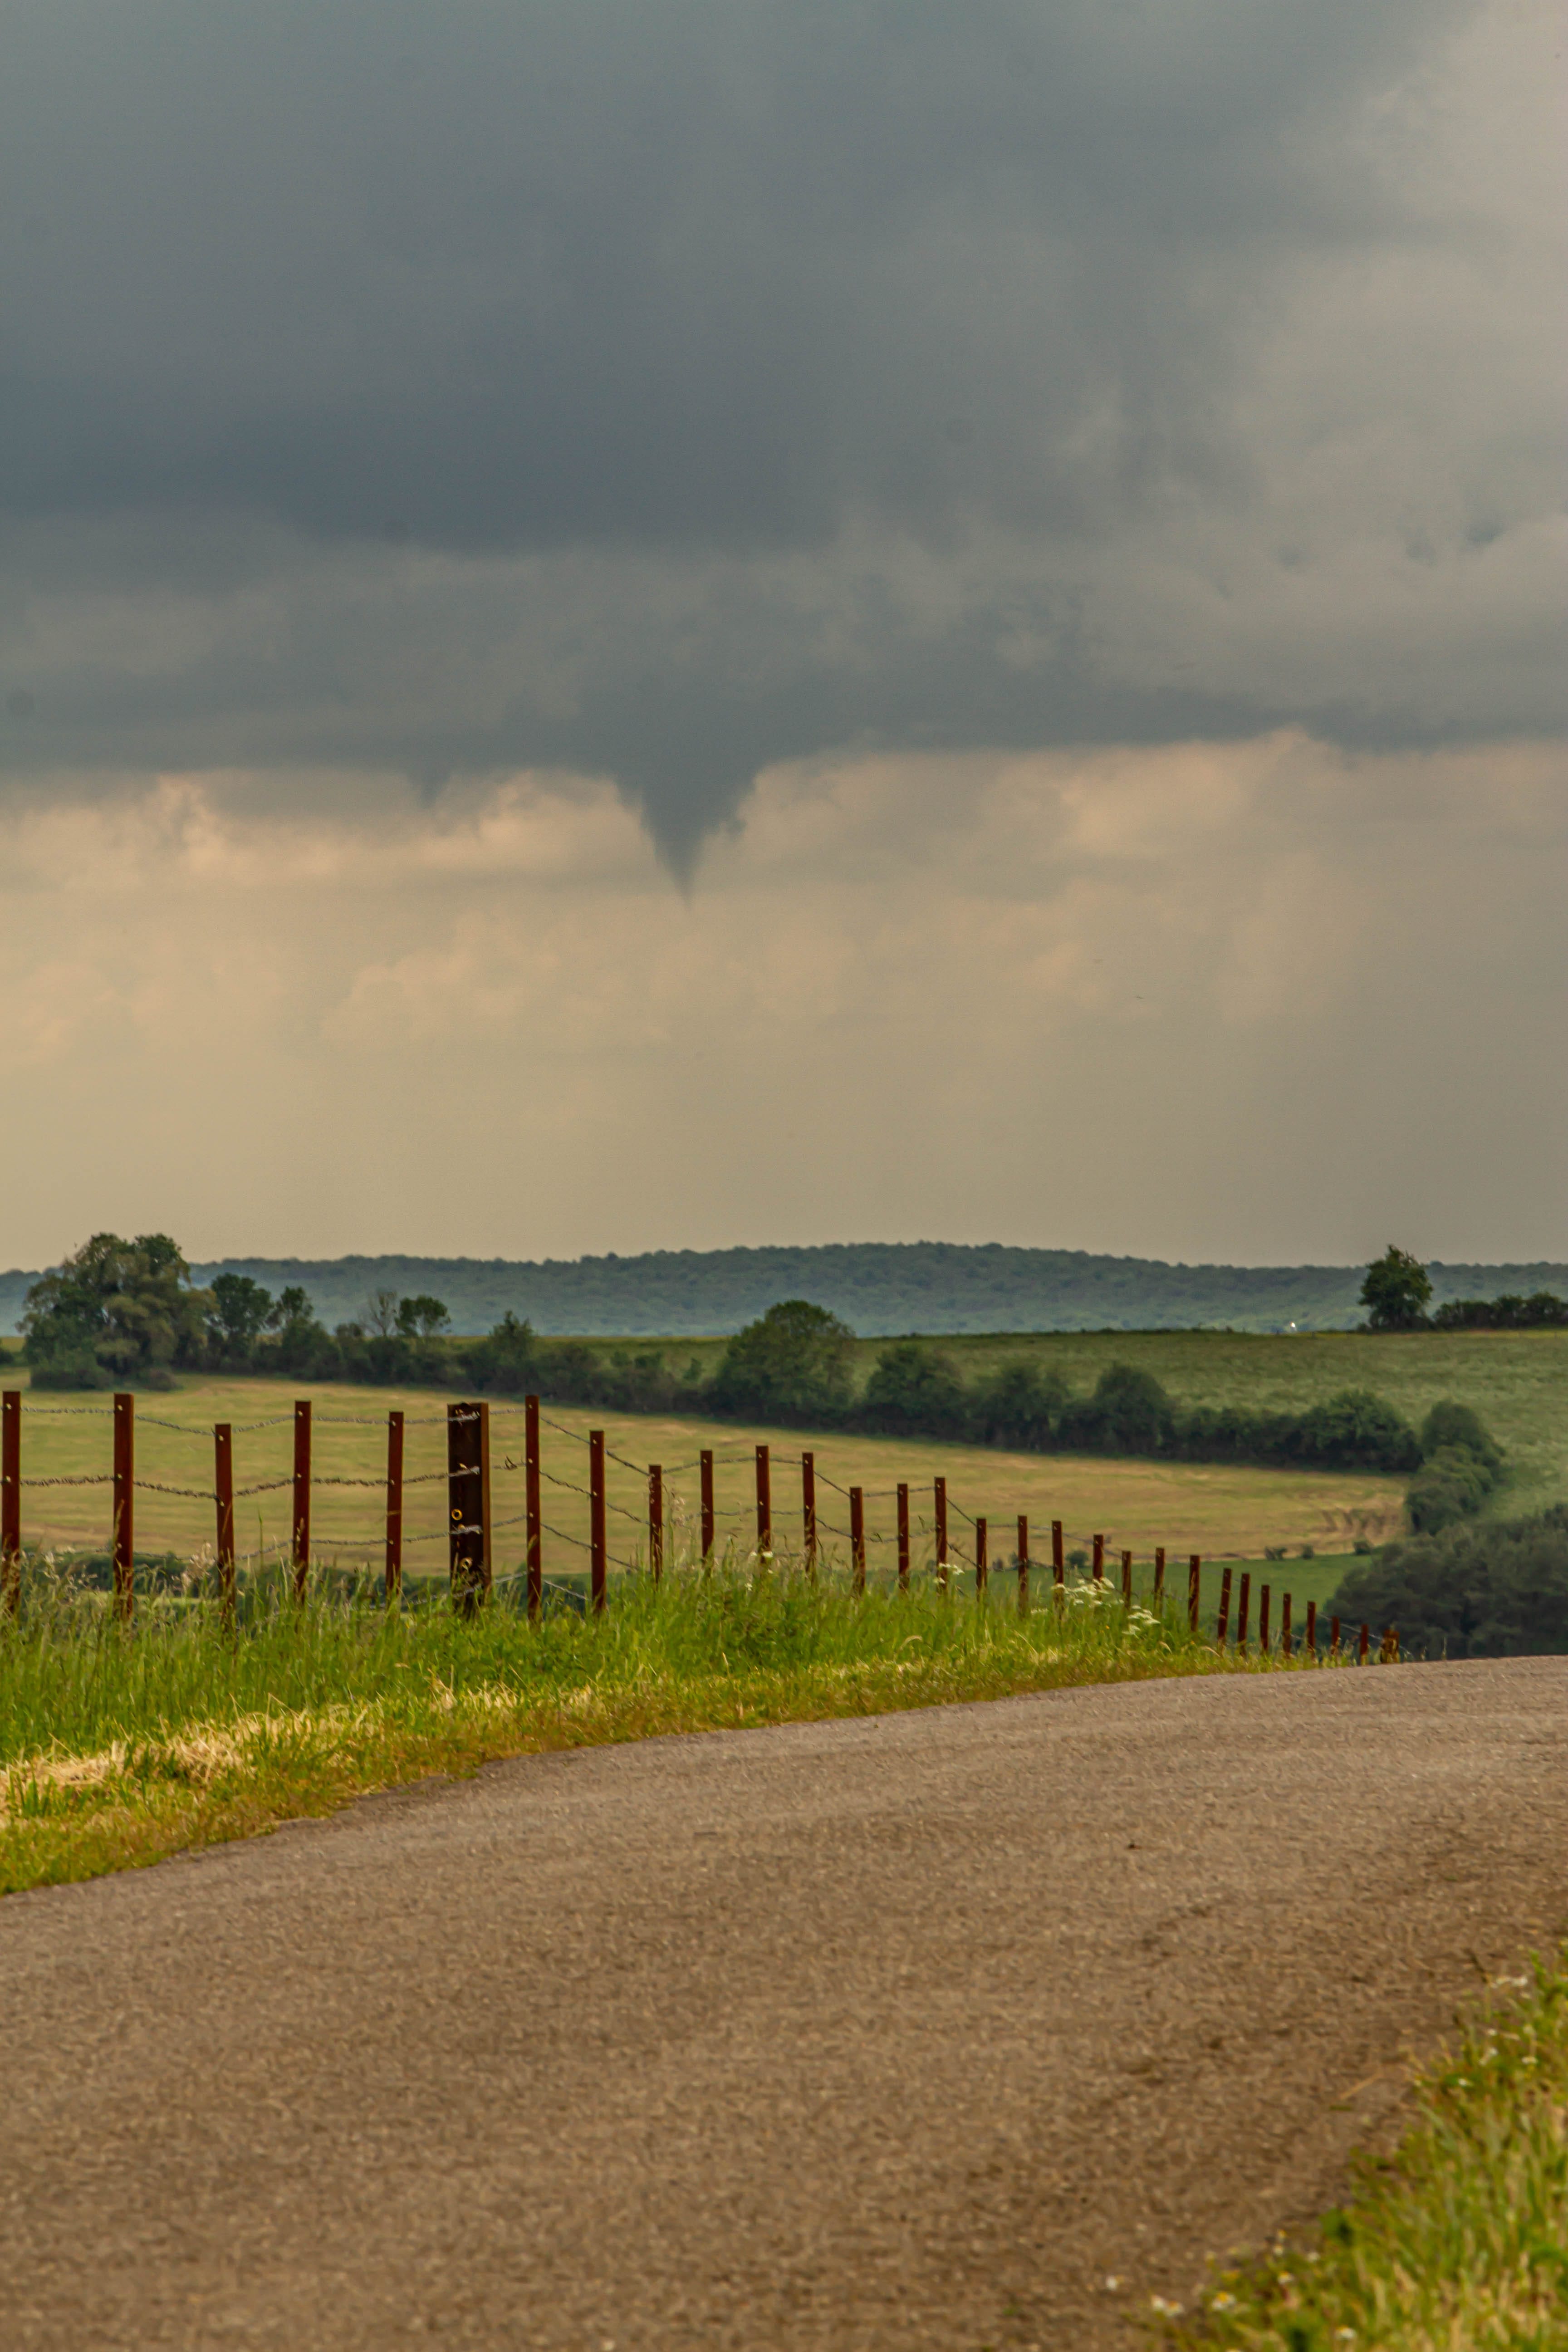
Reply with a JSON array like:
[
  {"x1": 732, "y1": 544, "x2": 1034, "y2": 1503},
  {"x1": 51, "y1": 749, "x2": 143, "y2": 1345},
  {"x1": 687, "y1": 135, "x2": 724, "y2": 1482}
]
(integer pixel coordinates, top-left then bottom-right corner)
[
  {"x1": 17, "y1": 1240, "x2": 1503, "y2": 1535},
  {"x1": 1360, "y1": 1245, "x2": 1568, "y2": 1331}
]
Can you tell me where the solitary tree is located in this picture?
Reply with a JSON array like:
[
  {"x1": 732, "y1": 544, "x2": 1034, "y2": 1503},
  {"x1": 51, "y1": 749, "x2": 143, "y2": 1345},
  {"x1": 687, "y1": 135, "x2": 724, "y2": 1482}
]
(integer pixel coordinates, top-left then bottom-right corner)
[
  {"x1": 710, "y1": 1300, "x2": 855, "y2": 1421},
  {"x1": 1359, "y1": 1245, "x2": 1433, "y2": 1332},
  {"x1": 397, "y1": 1294, "x2": 452, "y2": 1339}
]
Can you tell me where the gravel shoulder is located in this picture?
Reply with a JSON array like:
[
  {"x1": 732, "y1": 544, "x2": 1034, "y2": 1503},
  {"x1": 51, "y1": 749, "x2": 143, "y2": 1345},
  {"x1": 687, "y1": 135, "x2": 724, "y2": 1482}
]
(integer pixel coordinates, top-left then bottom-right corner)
[{"x1": 3, "y1": 1659, "x2": 1567, "y2": 2350}]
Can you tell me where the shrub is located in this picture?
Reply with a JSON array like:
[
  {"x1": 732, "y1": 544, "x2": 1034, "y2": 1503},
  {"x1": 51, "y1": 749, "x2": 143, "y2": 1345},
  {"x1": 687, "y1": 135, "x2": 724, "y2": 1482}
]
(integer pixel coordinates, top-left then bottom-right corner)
[
  {"x1": 1058, "y1": 1363, "x2": 1176, "y2": 1455},
  {"x1": 1328, "y1": 1508, "x2": 1568, "y2": 1657},
  {"x1": 967, "y1": 1359, "x2": 1068, "y2": 1450},
  {"x1": 709, "y1": 1301, "x2": 854, "y2": 1424},
  {"x1": 859, "y1": 1342, "x2": 968, "y2": 1437}
]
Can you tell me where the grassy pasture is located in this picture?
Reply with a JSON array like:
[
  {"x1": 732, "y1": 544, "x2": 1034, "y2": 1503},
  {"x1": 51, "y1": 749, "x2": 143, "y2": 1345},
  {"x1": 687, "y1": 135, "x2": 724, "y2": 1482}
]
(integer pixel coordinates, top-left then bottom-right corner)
[
  {"x1": 5, "y1": 1371, "x2": 1407, "y2": 1578},
  {"x1": 657, "y1": 1325, "x2": 1568, "y2": 1518}
]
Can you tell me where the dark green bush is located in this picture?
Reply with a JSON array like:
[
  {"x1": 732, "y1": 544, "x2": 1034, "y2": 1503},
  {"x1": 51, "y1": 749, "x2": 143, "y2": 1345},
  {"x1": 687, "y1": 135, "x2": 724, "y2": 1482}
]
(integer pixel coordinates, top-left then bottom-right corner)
[
  {"x1": 1328, "y1": 1507, "x2": 1568, "y2": 1657},
  {"x1": 859, "y1": 1341, "x2": 968, "y2": 1437},
  {"x1": 709, "y1": 1301, "x2": 854, "y2": 1425}
]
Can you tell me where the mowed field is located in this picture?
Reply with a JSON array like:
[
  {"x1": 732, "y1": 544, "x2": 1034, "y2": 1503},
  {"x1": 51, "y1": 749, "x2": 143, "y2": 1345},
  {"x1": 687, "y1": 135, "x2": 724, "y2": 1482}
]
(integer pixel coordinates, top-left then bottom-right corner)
[
  {"x1": 6, "y1": 1370, "x2": 1404, "y2": 1599},
  {"x1": 664, "y1": 1325, "x2": 1568, "y2": 1517}
]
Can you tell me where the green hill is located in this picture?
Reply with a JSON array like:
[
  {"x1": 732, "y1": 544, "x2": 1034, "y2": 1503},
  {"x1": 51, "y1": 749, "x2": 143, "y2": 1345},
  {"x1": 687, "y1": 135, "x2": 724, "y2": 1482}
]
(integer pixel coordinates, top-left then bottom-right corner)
[{"x1": 6, "y1": 1240, "x2": 1566, "y2": 1339}]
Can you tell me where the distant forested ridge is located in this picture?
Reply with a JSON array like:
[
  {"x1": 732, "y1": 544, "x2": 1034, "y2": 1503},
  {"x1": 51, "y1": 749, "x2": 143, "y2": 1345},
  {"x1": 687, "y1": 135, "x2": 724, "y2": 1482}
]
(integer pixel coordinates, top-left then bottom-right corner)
[{"x1": 6, "y1": 1242, "x2": 1568, "y2": 1339}]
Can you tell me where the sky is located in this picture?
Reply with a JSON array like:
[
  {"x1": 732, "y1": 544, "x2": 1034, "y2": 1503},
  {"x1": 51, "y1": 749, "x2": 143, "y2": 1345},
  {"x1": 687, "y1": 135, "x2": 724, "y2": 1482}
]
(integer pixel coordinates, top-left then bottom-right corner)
[{"x1": 1, "y1": 0, "x2": 1563, "y2": 1272}]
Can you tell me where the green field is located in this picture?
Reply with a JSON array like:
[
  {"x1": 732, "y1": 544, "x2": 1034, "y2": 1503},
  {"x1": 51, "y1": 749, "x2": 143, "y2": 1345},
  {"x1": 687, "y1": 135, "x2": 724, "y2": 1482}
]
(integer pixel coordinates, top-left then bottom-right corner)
[
  {"x1": 658, "y1": 1325, "x2": 1568, "y2": 1518},
  {"x1": 5, "y1": 1371, "x2": 1406, "y2": 1586}
]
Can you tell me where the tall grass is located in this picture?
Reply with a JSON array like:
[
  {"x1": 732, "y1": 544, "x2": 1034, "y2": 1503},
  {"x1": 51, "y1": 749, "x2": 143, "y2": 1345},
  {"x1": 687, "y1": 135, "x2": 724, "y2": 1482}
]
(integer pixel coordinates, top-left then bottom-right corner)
[{"x1": 0, "y1": 1549, "x2": 1302, "y2": 1891}]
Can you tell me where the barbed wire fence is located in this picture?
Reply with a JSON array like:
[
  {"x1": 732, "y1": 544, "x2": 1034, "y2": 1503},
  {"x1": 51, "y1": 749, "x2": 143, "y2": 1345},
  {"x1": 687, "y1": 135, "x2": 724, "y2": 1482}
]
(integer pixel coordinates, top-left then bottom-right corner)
[{"x1": 0, "y1": 1385, "x2": 1398, "y2": 1663}]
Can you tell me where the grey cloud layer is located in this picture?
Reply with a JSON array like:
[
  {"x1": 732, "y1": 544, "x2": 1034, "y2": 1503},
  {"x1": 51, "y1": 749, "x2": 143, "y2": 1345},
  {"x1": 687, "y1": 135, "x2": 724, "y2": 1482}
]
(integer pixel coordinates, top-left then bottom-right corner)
[{"x1": 1, "y1": 0, "x2": 1558, "y2": 858}]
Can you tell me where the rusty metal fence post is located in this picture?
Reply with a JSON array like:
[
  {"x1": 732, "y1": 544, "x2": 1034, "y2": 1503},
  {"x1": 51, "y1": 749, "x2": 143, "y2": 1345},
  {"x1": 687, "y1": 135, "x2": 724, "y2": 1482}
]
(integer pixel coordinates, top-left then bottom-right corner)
[
  {"x1": 850, "y1": 1486, "x2": 865, "y2": 1593},
  {"x1": 934, "y1": 1476, "x2": 948, "y2": 1590},
  {"x1": 1120, "y1": 1548, "x2": 1132, "y2": 1608},
  {"x1": 447, "y1": 1400, "x2": 490, "y2": 1615},
  {"x1": 975, "y1": 1514, "x2": 988, "y2": 1596},
  {"x1": 1216, "y1": 1565, "x2": 1232, "y2": 1646},
  {"x1": 700, "y1": 1450, "x2": 715, "y2": 1561},
  {"x1": 1305, "y1": 1599, "x2": 1317, "y2": 1656},
  {"x1": 896, "y1": 1484, "x2": 910, "y2": 1590},
  {"x1": 1331, "y1": 1613, "x2": 1342, "y2": 1656},
  {"x1": 1358, "y1": 1621, "x2": 1369, "y2": 1663},
  {"x1": 385, "y1": 1409, "x2": 404, "y2": 1603},
  {"x1": 113, "y1": 1392, "x2": 134, "y2": 1621},
  {"x1": 214, "y1": 1422, "x2": 235, "y2": 1620},
  {"x1": 1052, "y1": 1519, "x2": 1064, "y2": 1585},
  {"x1": 1237, "y1": 1571, "x2": 1251, "y2": 1654},
  {"x1": 589, "y1": 1428, "x2": 607, "y2": 1612},
  {"x1": 1, "y1": 1390, "x2": 20, "y2": 1615},
  {"x1": 291, "y1": 1398, "x2": 312, "y2": 1602},
  {"x1": 1153, "y1": 1546, "x2": 1165, "y2": 1608},
  {"x1": 1280, "y1": 1592, "x2": 1292, "y2": 1657},
  {"x1": 524, "y1": 1394, "x2": 542, "y2": 1617},
  {"x1": 755, "y1": 1444, "x2": 771, "y2": 1557},
  {"x1": 649, "y1": 1464, "x2": 663, "y2": 1581},
  {"x1": 802, "y1": 1450, "x2": 816, "y2": 1576},
  {"x1": 1259, "y1": 1585, "x2": 1271, "y2": 1655},
  {"x1": 1188, "y1": 1554, "x2": 1201, "y2": 1633},
  {"x1": 1016, "y1": 1515, "x2": 1029, "y2": 1615},
  {"x1": 1092, "y1": 1532, "x2": 1104, "y2": 1583}
]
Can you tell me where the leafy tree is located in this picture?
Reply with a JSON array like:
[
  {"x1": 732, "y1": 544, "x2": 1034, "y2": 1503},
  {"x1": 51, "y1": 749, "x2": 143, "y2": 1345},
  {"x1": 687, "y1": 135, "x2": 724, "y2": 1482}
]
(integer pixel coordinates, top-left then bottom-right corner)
[
  {"x1": 1359, "y1": 1245, "x2": 1432, "y2": 1331},
  {"x1": 968, "y1": 1359, "x2": 1068, "y2": 1450},
  {"x1": 1328, "y1": 1507, "x2": 1568, "y2": 1657},
  {"x1": 397, "y1": 1294, "x2": 452, "y2": 1339},
  {"x1": 1060, "y1": 1363, "x2": 1175, "y2": 1455},
  {"x1": 362, "y1": 1287, "x2": 402, "y2": 1338},
  {"x1": 1290, "y1": 1388, "x2": 1421, "y2": 1472},
  {"x1": 22, "y1": 1233, "x2": 209, "y2": 1384},
  {"x1": 709, "y1": 1300, "x2": 855, "y2": 1422},
  {"x1": 860, "y1": 1341, "x2": 967, "y2": 1436},
  {"x1": 208, "y1": 1273, "x2": 274, "y2": 1358}
]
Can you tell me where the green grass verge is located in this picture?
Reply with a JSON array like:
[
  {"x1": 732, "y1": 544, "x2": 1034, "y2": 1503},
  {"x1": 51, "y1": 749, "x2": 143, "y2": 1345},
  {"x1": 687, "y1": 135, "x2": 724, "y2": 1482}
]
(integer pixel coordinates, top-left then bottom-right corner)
[
  {"x1": 0, "y1": 1563, "x2": 1324, "y2": 1894},
  {"x1": 1162, "y1": 1952, "x2": 1568, "y2": 2349}
]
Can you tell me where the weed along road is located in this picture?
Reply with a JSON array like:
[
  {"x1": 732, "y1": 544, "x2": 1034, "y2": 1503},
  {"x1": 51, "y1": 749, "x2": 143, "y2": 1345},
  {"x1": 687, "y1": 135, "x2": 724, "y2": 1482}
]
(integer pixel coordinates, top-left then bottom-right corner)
[{"x1": 3, "y1": 1664, "x2": 1568, "y2": 2350}]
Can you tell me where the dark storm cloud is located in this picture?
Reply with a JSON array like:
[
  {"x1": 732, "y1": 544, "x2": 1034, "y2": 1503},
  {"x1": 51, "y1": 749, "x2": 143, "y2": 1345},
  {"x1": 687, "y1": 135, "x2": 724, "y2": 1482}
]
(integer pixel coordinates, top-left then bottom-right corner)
[{"x1": 0, "y1": 0, "x2": 1556, "y2": 861}]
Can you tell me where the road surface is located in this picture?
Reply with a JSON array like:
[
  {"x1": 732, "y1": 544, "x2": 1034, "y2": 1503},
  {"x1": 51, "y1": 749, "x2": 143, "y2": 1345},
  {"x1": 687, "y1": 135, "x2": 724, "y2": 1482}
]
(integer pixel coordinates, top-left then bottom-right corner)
[{"x1": 3, "y1": 1659, "x2": 1567, "y2": 2349}]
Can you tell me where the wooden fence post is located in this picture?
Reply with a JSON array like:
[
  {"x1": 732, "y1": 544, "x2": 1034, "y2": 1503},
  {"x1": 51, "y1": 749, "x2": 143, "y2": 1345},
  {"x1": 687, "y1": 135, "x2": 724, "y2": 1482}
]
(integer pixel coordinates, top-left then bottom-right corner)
[
  {"x1": 896, "y1": 1484, "x2": 910, "y2": 1590},
  {"x1": 933, "y1": 1476, "x2": 948, "y2": 1589},
  {"x1": 1216, "y1": 1565, "x2": 1232, "y2": 1646},
  {"x1": 1, "y1": 1390, "x2": 20, "y2": 1615},
  {"x1": 589, "y1": 1428, "x2": 607, "y2": 1612},
  {"x1": 1188, "y1": 1554, "x2": 1201, "y2": 1633},
  {"x1": 802, "y1": 1450, "x2": 817, "y2": 1576},
  {"x1": 214, "y1": 1423, "x2": 235, "y2": 1619},
  {"x1": 1092, "y1": 1532, "x2": 1104, "y2": 1582},
  {"x1": 1017, "y1": 1515, "x2": 1029, "y2": 1615},
  {"x1": 648, "y1": 1464, "x2": 663, "y2": 1582},
  {"x1": 975, "y1": 1514, "x2": 988, "y2": 1596},
  {"x1": 1259, "y1": 1585, "x2": 1271, "y2": 1655},
  {"x1": 700, "y1": 1450, "x2": 715, "y2": 1561},
  {"x1": 755, "y1": 1444, "x2": 771, "y2": 1557},
  {"x1": 384, "y1": 1409, "x2": 404, "y2": 1603},
  {"x1": 113, "y1": 1392, "x2": 135, "y2": 1622},
  {"x1": 850, "y1": 1486, "x2": 865, "y2": 1593},
  {"x1": 524, "y1": 1394, "x2": 542, "y2": 1618},
  {"x1": 447, "y1": 1401, "x2": 489, "y2": 1615},
  {"x1": 1153, "y1": 1546, "x2": 1165, "y2": 1608},
  {"x1": 1052, "y1": 1519, "x2": 1064, "y2": 1585},
  {"x1": 291, "y1": 1398, "x2": 312, "y2": 1602},
  {"x1": 1305, "y1": 1599, "x2": 1317, "y2": 1656},
  {"x1": 1280, "y1": 1592, "x2": 1292, "y2": 1657},
  {"x1": 1120, "y1": 1548, "x2": 1132, "y2": 1608},
  {"x1": 1237, "y1": 1572, "x2": 1251, "y2": 1653}
]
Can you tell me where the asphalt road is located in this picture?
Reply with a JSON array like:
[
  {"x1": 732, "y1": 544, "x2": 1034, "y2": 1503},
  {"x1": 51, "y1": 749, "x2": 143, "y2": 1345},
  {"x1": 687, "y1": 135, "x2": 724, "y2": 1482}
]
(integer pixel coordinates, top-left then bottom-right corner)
[{"x1": 4, "y1": 1660, "x2": 1567, "y2": 2351}]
